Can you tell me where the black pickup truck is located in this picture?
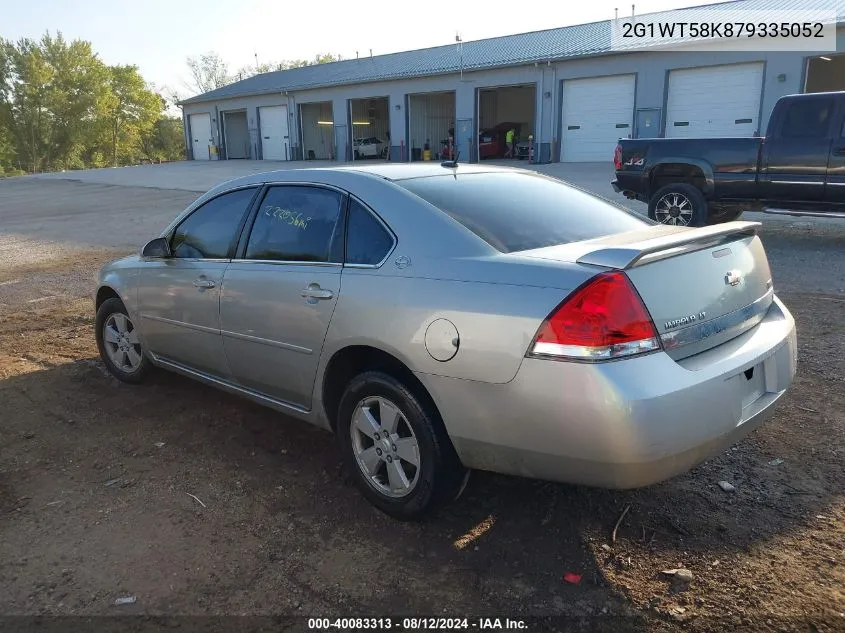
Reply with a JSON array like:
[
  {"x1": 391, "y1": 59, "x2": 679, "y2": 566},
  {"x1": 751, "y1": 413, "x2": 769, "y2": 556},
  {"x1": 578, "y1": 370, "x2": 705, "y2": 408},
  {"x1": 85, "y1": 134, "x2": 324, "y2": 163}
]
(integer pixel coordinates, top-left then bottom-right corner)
[{"x1": 612, "y1": 91, "x2": 845, "y2": 226}]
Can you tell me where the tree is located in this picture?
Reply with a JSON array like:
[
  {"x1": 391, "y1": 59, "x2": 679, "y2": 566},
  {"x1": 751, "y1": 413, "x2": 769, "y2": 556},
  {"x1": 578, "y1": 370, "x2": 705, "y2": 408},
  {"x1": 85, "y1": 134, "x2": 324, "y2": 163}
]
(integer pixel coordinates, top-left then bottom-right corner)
[
  {"x1": 7, "y1": 37, "x2": 54, "y2": 172},
  {"x1": 99, "y1": 65, "x2": 163, "y2": 166},
  {"x1": 0, "y1": 32, "x2": 178, "y2": 173},
  {"x1": 185, "y1": 52, "x2": 231, "y2": 95},
  {"x1": 139, "y1": 116, "x2": 185, "y2": 163},
  {"x1": 41, "y1": 33, "x2": 109, "y2": 169},
  {"x1": 0, "y1": 40, "x2": 15, "y2": 172}
]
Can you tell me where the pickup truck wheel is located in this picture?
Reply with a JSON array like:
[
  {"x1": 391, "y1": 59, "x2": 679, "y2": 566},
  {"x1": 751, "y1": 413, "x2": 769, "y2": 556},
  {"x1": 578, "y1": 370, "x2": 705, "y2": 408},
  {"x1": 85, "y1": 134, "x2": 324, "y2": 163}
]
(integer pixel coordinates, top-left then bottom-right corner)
[{"x1": 649, "y1": 184, "x2": 706, "y2": 227}]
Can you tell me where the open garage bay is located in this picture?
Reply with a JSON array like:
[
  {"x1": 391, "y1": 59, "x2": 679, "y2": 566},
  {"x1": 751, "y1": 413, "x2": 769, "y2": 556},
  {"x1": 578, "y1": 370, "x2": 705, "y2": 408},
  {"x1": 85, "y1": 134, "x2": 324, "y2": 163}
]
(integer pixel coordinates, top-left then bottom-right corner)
[
  {"x1": 477, "y1": 84, "x2": 535, "y2": 162},
  {"x1": 349, "y1": 97, "x2": 389, "y2": 161}
]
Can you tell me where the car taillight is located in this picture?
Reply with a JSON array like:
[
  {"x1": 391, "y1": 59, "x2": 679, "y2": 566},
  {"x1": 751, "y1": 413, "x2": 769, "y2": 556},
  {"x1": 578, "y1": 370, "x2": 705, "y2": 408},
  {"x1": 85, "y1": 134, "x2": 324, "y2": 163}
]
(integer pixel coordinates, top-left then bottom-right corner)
[
  {"x1": 529, "y1": 271, "x2": 661, "y2": 361},
  {"x1": 613, "y1": 144, "x2": 623, "y2": 171}
]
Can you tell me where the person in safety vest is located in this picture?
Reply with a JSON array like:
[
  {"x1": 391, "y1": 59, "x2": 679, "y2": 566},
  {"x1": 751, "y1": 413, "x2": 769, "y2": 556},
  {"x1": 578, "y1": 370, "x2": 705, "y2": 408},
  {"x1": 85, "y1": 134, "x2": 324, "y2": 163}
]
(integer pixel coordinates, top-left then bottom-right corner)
[{"x1": 504, "y1": 127, "x2": 516, "y2": 158}]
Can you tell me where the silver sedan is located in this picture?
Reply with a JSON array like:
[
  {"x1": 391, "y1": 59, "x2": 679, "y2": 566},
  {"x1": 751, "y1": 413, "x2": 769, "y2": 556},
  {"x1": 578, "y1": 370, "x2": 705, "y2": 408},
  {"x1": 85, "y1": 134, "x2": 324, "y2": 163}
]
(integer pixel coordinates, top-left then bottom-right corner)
[{"x1": 94, "y1": 164, "x2": 797, "y2": 519}]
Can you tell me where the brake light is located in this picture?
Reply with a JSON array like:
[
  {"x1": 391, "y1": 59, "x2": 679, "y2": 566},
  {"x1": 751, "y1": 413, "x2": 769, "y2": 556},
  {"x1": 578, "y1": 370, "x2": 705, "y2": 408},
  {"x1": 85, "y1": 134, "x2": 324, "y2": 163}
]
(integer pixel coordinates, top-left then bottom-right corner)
[
  {"x1": 613, "y1": 144, "x2": 623, "y2": 171},
  {"x1": 529, "y1": 272, "x2": 660, "y2": 361}
]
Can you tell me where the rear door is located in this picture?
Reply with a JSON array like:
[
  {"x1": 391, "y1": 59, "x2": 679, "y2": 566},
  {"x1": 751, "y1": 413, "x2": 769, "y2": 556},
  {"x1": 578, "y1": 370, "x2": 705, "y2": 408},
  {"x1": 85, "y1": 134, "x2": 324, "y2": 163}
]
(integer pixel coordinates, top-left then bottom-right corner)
[
  {"x1": 220, "y1": 184, "x2": 346, "y2": 409},
  {"x1": 759, "y1": 95, "x2": 836, "y2": 204}
]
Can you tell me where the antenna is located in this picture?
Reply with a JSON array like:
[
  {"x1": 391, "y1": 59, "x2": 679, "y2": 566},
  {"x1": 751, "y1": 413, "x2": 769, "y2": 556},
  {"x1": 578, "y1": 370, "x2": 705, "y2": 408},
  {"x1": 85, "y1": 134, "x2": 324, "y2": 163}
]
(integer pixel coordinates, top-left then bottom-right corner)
[
  {"x1": 615, "y1": 7, "x2": 618, "y2": 19},
  {"x1": 369, "y1": 48, "x2": 373, "y2": 58},
  {"x1": 356, "y1": 51, "x2": 359, "y2": 59},
  {"x1": 441, "y1": 151, "x2": 460, "y2": 168},
  {"x1": 632, "y1": 4, "x2": 635, "y2": 16},
  {"x1": 456, "y1": 32, "x2": 464, "y2": 81},
  {"x1": 254, "y1": 52, "x2": 259, "y2": 67}
]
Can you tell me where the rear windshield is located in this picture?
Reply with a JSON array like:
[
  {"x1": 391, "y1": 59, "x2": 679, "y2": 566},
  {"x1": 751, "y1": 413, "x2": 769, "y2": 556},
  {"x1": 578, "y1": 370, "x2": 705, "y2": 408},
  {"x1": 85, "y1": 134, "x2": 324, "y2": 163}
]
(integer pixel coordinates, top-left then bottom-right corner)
[{"x1": 398, "y1": 172, "x2": 649, "y2": 253}]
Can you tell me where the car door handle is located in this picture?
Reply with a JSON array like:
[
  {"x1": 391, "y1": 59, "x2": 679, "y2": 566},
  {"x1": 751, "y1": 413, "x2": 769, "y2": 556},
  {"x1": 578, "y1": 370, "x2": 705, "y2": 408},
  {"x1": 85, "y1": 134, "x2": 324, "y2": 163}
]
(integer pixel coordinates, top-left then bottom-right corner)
[
  {"x1": 300, "y1": 284, "x2": 333, "y2": 300},
  {"x1": 193, "y1": 278, "x2": 216, "y2": 289}
]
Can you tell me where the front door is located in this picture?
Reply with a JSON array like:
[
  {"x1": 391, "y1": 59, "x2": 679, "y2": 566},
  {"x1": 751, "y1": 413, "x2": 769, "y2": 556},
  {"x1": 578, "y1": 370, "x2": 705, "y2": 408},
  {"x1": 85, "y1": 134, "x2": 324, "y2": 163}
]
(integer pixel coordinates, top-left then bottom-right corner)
[
  {"x1": 136, "y1": 187, "x2": 259, "y2": 377},
  {"x1": 760, "y1": 95, "x2": 835, "y2": 205},
  {"x1": 220, "y1": 185, "x2": 346, "y2": 409}
]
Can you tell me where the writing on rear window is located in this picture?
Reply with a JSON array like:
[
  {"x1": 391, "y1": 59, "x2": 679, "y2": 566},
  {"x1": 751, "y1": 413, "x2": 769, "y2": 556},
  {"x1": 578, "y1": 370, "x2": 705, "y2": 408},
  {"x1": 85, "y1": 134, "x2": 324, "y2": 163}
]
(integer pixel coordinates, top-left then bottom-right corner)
[{"x1": 263, "y1": 205, "x2": 311, "y2": 230}]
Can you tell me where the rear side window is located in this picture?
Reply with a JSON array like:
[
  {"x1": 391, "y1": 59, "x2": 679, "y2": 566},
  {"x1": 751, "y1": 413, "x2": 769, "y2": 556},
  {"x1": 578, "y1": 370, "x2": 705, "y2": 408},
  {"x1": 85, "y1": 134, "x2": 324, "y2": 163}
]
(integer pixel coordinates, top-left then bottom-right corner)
[
  {"x1": 398, "y1": 172, "x2": 648, "y2": 253},
  {"x1": 245, "y1": 186, "x2": 344, "y2": 262},
  {"x1": 346, "y1": 199, "x2": 394, "y2": 265},
  {"x1": 780, "y1": 99, "x2": 833, "y2": 139}
]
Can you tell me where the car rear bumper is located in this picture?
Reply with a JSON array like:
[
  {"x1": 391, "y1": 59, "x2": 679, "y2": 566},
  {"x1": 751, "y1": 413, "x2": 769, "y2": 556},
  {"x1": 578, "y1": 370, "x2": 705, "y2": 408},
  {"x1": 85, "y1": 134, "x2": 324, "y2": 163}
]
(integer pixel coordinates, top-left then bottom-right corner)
[{"x1": 417, "y1": 295, "x2": 797, "y2": 489}]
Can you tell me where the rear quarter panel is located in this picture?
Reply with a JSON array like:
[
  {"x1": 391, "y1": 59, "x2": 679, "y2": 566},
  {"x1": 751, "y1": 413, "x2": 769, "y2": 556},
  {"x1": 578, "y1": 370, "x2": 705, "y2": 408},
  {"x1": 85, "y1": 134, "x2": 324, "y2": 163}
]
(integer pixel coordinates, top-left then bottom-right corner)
[{"x1": 322, "y1": 268, "x2": 574, "y2": 384}]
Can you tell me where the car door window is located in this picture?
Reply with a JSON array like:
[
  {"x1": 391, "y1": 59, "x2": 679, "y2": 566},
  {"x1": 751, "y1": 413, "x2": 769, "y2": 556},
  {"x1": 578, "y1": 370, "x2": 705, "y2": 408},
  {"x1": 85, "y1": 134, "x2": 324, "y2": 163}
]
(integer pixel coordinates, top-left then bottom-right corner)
[
  {"x1": 346, "y1": 199, "x2": 395, "y2": 266},
  {"x1": 780, "y1": 99, "x2": 834, "y2": 139},
  {"x1": 244, "y1": 186, "x2": 345, "y2": 262},
  {"x1": 171, "y1": 188, "x2": 258, "y2": 259}
]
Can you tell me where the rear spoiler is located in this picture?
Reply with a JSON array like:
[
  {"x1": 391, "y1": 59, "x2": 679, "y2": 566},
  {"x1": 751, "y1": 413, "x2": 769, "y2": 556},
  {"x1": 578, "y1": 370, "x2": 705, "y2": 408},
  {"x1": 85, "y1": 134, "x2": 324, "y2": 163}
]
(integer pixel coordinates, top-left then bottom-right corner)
[{"x1": 577, "y1": 221, "x2": 761, "y2": 270}]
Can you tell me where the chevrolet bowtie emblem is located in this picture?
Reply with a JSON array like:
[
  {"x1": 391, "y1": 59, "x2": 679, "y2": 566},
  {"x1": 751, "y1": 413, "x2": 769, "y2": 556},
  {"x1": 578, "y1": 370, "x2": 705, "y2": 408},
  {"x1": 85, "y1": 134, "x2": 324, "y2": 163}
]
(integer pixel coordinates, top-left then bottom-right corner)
[{"x1": 725, "y1": 270, "x2": 742, "y2": 286}]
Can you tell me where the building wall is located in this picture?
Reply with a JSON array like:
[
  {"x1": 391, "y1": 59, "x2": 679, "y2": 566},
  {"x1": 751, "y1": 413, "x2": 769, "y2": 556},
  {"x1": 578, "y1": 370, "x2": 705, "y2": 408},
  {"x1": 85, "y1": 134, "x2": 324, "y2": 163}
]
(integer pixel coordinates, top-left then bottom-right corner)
[
  {"x1": 182, "y1": 26, "x2": 844, "y2": 163},
  {"x1": 182, "y1": 93, "x2": 297, "y2": 160}
]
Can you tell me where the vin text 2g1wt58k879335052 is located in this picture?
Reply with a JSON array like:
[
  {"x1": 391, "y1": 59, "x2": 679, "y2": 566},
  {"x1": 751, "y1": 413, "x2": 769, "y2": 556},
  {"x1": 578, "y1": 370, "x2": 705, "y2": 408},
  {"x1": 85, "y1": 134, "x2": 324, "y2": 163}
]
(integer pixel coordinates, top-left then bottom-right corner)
[{"x1": 612, "y1": 91, "x2": 845, "y2": 226}]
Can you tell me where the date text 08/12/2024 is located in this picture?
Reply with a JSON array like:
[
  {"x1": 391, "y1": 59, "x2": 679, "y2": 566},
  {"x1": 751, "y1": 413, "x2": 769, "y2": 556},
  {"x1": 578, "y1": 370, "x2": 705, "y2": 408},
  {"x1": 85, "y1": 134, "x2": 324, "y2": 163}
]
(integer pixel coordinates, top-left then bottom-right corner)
[{"x1": 308, "y1": 618, "x2": 528, "y2": 630}]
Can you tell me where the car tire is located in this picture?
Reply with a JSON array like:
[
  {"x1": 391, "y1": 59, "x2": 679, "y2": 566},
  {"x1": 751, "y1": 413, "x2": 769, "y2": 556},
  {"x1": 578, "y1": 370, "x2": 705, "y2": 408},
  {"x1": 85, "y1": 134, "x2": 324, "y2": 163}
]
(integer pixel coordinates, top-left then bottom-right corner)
[
  {"x1": 648, "y1": 183, "x2": 707, "y2": 227},
  {"x1": 354, "y1": 150, "x2": 360, "y2": 159},
  {"x1": 95, "y1": 297, "x2": 152, "y2": 384},
  {"x1": 336, "y1": 371, "x2": 466, "y2": 520}
]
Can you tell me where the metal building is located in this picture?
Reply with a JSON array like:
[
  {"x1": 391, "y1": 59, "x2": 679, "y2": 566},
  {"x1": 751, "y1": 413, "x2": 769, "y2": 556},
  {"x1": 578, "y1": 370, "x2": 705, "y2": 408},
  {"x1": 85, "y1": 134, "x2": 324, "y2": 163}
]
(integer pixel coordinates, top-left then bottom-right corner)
[{"x1": 178, "y1": 0, "x2": 845, "y2": 164}]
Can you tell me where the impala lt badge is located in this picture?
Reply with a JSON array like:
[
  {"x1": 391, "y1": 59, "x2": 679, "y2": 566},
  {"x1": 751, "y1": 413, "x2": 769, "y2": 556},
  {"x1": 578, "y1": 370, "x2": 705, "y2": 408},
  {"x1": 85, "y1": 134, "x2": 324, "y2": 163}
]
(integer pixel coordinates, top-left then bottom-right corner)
[
  {"x1": 725, "y1": 270, "x2": 742, "y2": 286},
  {"x1": 665, "y1": 311, "x2": 707, "y2": 330}
]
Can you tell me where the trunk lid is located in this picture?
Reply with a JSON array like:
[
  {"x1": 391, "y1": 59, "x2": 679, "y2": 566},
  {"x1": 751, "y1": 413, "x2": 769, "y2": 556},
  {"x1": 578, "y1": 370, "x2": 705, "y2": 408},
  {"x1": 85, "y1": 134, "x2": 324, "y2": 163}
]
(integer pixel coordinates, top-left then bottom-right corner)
[{"x1": 522, "y1": 221, "x2": 774, "y2": 360}]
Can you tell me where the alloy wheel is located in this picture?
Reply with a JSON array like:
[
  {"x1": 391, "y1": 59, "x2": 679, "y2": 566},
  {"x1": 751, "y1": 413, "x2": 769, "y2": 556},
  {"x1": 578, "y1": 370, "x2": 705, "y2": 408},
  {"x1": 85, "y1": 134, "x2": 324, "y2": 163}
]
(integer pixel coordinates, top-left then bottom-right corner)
[
  {"x1": 654, "y1": 192, "x2": 694, "y2": 226},
  {"x1": 102, "y1": 312, "x2": 143, "y2": 373},
  {"x1": 350, "y1": 396, "x2": 421, "y2": 498}
]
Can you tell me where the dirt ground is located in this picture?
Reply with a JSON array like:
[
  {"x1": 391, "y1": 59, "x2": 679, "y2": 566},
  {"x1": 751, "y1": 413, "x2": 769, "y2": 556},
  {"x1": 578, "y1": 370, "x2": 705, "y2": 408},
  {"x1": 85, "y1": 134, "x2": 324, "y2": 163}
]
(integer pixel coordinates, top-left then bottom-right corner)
[{"x1": 0, "y1": 251, "x2": 843, "y2": 633}]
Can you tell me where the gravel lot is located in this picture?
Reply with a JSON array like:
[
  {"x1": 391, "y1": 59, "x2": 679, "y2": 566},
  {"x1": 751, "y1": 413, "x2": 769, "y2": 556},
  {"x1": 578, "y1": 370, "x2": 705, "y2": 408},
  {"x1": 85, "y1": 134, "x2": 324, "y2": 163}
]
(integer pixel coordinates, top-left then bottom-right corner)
[{"x1": 0, "y1": 162, "x2": 843, "y2": 631}]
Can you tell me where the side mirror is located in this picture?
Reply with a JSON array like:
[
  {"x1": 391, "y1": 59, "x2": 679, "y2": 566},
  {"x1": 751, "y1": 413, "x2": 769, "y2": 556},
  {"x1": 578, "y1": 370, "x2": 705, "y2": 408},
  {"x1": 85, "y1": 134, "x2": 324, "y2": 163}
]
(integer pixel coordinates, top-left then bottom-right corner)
[{"x1": 141, "y1": 237, "x2": 171, "y2": 258}]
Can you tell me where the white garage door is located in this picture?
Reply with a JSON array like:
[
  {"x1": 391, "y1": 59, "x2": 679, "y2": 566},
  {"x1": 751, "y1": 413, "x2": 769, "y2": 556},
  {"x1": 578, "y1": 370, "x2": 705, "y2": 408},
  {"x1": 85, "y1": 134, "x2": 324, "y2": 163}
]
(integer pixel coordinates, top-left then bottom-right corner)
[
  {"x1": 561, "y1": 74, "x2": 635, "y2": 162},
  {"x1": 259, "y1": 105, "x2": 290, "y2": 160},
  {"x1": 189, "y1": 113, "x2": 212, "y2": 161},
  {"x1": 666, "y1": 63, "x2": 764, "y2": 138}
]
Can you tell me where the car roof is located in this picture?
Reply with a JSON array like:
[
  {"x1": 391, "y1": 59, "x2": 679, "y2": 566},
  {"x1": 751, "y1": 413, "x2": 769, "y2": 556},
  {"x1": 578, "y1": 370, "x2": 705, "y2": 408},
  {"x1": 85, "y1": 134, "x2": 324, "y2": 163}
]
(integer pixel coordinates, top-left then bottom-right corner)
[
  {"x1": 198, "y1": 163, "x2": 538, "y2": 202},
  {"x1": 255, "y1": 162, "x2": 529, "y2": 182}
]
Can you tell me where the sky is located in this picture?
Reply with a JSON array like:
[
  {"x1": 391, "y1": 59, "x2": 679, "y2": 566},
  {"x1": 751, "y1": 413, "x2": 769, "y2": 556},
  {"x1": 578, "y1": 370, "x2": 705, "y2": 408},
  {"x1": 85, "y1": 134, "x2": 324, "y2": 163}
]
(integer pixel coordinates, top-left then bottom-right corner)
[{"x1": 3, "y1": 0, "x2": 718, "y2": 99}]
